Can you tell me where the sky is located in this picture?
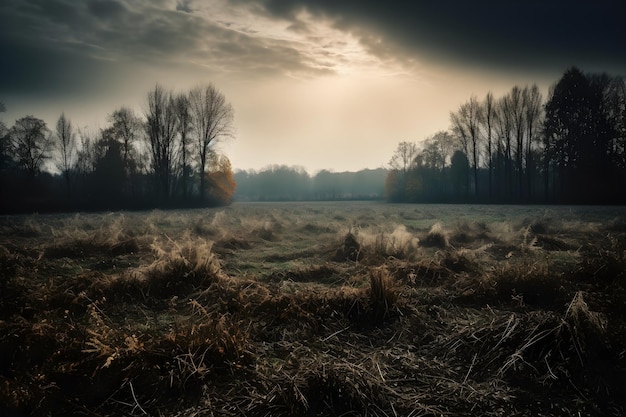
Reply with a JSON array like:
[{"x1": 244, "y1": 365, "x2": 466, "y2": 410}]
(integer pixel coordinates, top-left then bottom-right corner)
[{"x1": 1, "y1": 0, "x2": 625, "y2": 173}]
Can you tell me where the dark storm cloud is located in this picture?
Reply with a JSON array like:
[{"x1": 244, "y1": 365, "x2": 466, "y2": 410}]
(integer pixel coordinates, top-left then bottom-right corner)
[
  {"x1": 246, "y1": 0, "x2": 626, "y2": 75},
  {"x1": 0, "y1": 0, "x2": 328, "y2": 98},
  {"x1": 176, "y1": 0, "x2": 193, "y2": 14}
]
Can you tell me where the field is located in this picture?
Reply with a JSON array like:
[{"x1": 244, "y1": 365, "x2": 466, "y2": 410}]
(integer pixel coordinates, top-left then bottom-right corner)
[{"x1": 1, "y1": 202, "x2": 625, "y2": 416}]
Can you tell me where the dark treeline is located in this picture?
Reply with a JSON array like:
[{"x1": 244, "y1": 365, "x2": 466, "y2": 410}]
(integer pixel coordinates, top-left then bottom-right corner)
[
  {"x1": 234, "y1": 165, "x2": 387, "y2": 201},
  {"x1": 0, "y1": 84, "x2": 236, "y2": 213},
  {"x1": 386, "y1": 67, "x2": 626, "y2": 204}
]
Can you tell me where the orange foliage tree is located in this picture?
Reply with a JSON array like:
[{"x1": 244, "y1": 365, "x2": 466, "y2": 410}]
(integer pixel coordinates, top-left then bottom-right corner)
[{"x1": 205, "y1": 155, "x2": 236, "y2": 205}]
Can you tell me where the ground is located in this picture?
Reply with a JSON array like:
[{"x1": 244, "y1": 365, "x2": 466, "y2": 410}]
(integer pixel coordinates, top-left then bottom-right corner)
[{"x1": 1, "y1": 202, "x2": 625, "y2": 416}]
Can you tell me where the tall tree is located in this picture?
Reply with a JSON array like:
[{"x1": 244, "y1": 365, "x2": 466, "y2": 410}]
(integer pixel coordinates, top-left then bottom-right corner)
[
  {"x1": 507, "y1": 86, "x2": 526, "y2": 199},
  {"x1": 389, "y1": 141, "x2": 419, "y2": 174},
  {"x1": 55, "y1": 113, "x2": 76, "y2": 197},
  {"x1": 495, "y1": 93, "x2": 514, "y2": 200},
  {"x1": 145, "y1": 85, "x2": 178, "y2": 202},
  {"x1": 522, "y1": 85, "x2": 543, "y2": 200},
  {"x1": 451, "y1": 96, "x2": 482, "y2": 198},
  {"x1": 386, "y1": 141, "x2": 419, "y2": 201},
  {"x1": 450, "y1": 150, "x2": 469, "y2": 199},
  {"x1": 174, "y1": 93, "x2": 193, "y2": 200},
  {"x1": 10, "y1": 116, "x2": 52, "y2": 175},
  {"x1": 544, "y1": 67, "x2": 593, "y2": 200},
  {"x1": 189, "y1": 84, "x2": 234, "y2": 202},
  {"x1": 0, "y1": 102, "x2": 10, "y2": 172},
  {"x1": 482, "y1": 92, "x2": 496, "y2": 199},
  {"x1": 108, "y1": 107, "x2": 140, "y2": 172}
]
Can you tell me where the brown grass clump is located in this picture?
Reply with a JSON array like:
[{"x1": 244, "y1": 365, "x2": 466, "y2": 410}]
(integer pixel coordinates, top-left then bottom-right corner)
[
  {"x1": 420, "y1": 222, "x2": 449, "y2": 248},
  {"x1": 267, "y1": 264, "x2": 342, "y2": 285},
  {"x1": 44, "y1": 220, "x2": 141, "y2": 259},
  {"x1": 368, "y1": 268, "x2": 399, "y2": 321},
  {"x1": 578, "y1": 235, "x2": 626, "y2": 285},
  {"x1": 370, "y1": 226, "x2": 419, "y2": 260},
  {"x1": 77, "y1": 236, "x2": 223, "y2": 303},
  {"x1": 334, "y1": 231, "x2": 362, "y2": 262},
  {"x1": 492, "y1": 263, "x2": 567, "y2": 308},
  {"x1": 450, "y1": 221, "x2": 490, "y2": 246},
  {"x1": 563, "y1": 291, "x2": 607, "y2": 349},
  {"x1": 0, "y1": 246, "x2": 32, "y2": 319},
  {"x1": 129, "y1": 237, "x2": 223, "y2": 298}
]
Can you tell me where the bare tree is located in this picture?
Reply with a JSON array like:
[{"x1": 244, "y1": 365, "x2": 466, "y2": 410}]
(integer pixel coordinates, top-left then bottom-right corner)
[
  {"x1": 495, "y1": 94, "x2": 514, "y2": 199},
  {"x1": 55, "y1": 113, "x2": 76, "y2": 196},
  {"x1": 145, "y1": 85, "x2": 179, "y2": 201},
  {"x1": 386, "y1": 141, "x2": 419, "y2": 201},
  {"x1": 389, "y1": 141, "x2": 419, "y2": 174},
  {"x1": 508, "y1": 86, "x2": 526, "y2": 198},
  {"x1": 424, "y1": 131, "x2": 455, "y2": 170},
  {"x1": 174, "y1": 92, "x2": 193, "y2": 200},
  {"x1": 188, "y1": 84, "x2": 234, "y2": 201},
  {"x1": 108, "y1": 106, "x2": 141, "y2": 171},
  {"x1": 523, "y1": 85, "x2": 543, "y2": 199},
  {"x1": 482, "y1": 92, "x2": 496, "y2": 198},
  {"x1": 0, "y1": 102, "x2": 10, "y2": 172},
  {"x1": 451, "y1": 96, "x2": 483, "y2": 198},
  {"x1": 74, "y1": 127, "x2": 104, "y2": 177},
  {"x1": 10, "y1": 116, "x2": 52, "y2": 175}
]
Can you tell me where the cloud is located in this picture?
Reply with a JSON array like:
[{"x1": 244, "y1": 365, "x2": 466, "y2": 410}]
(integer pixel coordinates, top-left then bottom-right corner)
[
  {"x1": 242, "y1": 0, "x2": 626, "y2": 76},
  {"x1": 176, "y1": 0, "x2": 193, "y2": 13},
  {"x1": 0, "y1": 0, "x2": 381, "y2": 93}
]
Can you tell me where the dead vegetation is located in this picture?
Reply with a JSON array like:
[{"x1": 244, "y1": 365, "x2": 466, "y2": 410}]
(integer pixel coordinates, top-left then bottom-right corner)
[{"x1": 0, "y1": 204, "x2": 625, "y2": 416}]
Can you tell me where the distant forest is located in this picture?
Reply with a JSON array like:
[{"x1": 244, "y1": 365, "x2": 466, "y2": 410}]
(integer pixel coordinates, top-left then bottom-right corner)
[
  {"x1": 0, "y1": 84, "x2": 236, "y2": 213},
  {"x1": 2, "y1": 67, "x2": 625, "y2": 213},
  {"x1": 386, "y1": 67, "x2": 626, "y2": 204},
  {"x1": 234, "y1": 166, "x2": 386, "y2": 201}
]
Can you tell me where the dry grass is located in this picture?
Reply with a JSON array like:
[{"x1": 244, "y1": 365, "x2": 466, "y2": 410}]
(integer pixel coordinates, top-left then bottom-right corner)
[
  {"x1": 420, "y1": 222, "x2": 450, "y2": 248},
  {"x1": 1, "y1": 204, "x2": 625, "y2": 416}
]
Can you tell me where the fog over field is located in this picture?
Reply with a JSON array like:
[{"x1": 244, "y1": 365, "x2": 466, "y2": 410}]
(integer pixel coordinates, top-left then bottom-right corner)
[{"x1": 1, "y1": 202, "x2": 625, "y2": 415}]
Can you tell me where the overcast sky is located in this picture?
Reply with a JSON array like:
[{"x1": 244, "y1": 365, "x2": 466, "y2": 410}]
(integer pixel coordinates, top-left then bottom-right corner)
[{"x1": 1, "y1": 0, "x2": 625, "y2": 173}]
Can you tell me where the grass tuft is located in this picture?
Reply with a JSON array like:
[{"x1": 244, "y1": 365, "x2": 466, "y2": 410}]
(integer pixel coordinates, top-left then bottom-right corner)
[
  {"x1": 334, "y1": 231, "x2": 362, "y2": 262},
  {"x1": 421, "y1": 222, "x2": 449, "y2": 248},
  {"x1": 368, "y1": 268, "x2": 399, "y2": 321}
]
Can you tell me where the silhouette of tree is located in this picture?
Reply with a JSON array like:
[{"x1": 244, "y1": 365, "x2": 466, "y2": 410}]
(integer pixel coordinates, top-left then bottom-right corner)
[
  {"x1": 387, "y1": 141, "x2": 418, "y2": 201},
  {"x1": 174, "y1": 93, "x2": 193, "y2": 201},
  {"x1": 0, "y1": 102, "x2": 10, "y2": 173},
  {"x1": 54, "y1": 113, "x2": 76, "y2": 198},
  {"x1": 420, "y1": 132, "x2": 452, "y2": 171},
  {"x1": 508, "y1": 86, "x2": 527, "y2": 199},
  {"x1": 482, "y1": 92, "x2": 496, "y2": 199},
  {"x1": 92, "y1": 139, "x2": 125, "y2": 207},
  {"x1": 10, "y1": 116, "x2": 52, "y2": 175},
  {"x1": 74, "y1": 127, "x2": 104, "y2": 178},
  {"x1": 523, "y1": 85, "x2": 543, "y2": 200},
  {"x1": 603, "y1": 75, "x2": 626, "y2": 173},
  {"x1": 451, "y1": 96, "x2": 482, "y2": 198},
  {"x1": 495, "y1": 93, "x2": 514, "y2": 200},
  {"x1": 145, "y1": 85, "x2": 178, "y2": 202},
  {"x1": 189, "y1": 84, "x2": 234, "y2": 203},
  {"x1": 108, "y1": 107, "x2": 141, "y2": 176},
  {"x1": 544, "y1": 67, "x2": 596, "y2": 200},
  {"x1": 389, "y1": 141, "x2": 418, "y2": 174},
  {"x1": 450, "y1": 150, "x2": 469, "y2": 200}
]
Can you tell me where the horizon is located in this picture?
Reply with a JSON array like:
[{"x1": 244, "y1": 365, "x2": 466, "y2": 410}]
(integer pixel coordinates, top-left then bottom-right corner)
[{"x1": 2, "y1": 1, "x2": 626, "y2": 173}]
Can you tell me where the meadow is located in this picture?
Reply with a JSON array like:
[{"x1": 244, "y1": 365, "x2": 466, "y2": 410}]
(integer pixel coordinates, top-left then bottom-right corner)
[{"x1": 1, "y1": 202, "x2": 625, "y2": 416}]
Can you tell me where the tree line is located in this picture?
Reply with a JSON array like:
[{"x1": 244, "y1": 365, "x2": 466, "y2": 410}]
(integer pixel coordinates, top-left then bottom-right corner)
[
  {"x1": 386, "y1": 67, "x2": 626, "y2": 204},
  {"x1": 234, "y1": 166, "x2": 387, "y2": 201},
  {"x1": 0, "y1": 84, "x2": 236, "y2": 213}
]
